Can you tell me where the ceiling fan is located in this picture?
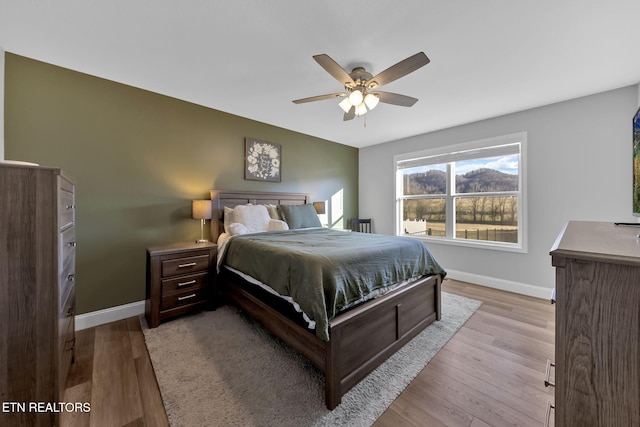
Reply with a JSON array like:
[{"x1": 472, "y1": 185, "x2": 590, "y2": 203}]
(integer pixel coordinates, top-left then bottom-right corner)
[{"x1": 292, "y1": 52, "x2": 430, "y2": 121}]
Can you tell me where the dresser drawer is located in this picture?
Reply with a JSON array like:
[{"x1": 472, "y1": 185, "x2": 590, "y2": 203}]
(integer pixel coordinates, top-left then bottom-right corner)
[
  {"x1": 162, "y1": 271, "x2": 207, "y2": 295},
  {"x1": 59, "y1": 286, "x2": 75, "y2": 321},
  {"x1": 161, "y1": 288, "x2": 209, "y2": 311},
  {"x1": 60, "y1": 226, "x2": 76, "y2": 271},
  {"x1": 161, "y1": 254, "x2": 210, "y2": 277},
  {"x1": 58, "y1": 301, "x2": 75, "y2": 397},
  {"x1": 59, "y1": 255, "x2": 75, "y2": 309},
  {"x1": 58, "y1": 187, "x2": 75, "y2": 231}
]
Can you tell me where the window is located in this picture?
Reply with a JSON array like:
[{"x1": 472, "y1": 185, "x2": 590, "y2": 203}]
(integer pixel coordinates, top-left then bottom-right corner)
[{"x1": 394, "y1": 132, "x2": 526, "y2": 252}]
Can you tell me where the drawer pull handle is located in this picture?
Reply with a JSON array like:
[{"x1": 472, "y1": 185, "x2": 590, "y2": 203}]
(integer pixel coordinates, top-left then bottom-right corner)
[
  {"x1": 544, "y1": 359, "x2": 555, "y2": 387},
  {"x1": 178, "y1": 279, "x2": 197, "y2": 287},
  {"x1": 178, "y1": 262, "x2": 197, "y2": 268},
  {"x1": 66, "y1": 306, "x2": 75, "y2": 317},
  {"x1": 68, "y1": 241, "x2": 77, "y2": 247},
  {"x1": 66, "y1": 205, "x2": 75, "y2": 210},
  {"x1": 544, "y1": 400, "x2": 555, "y2": 427},
  {"x1": 67, "y1": 273, "x2": 75, "y2": 282},
  {"x1": 178, "y1": 293, "x2": 197, "y2": 301}
]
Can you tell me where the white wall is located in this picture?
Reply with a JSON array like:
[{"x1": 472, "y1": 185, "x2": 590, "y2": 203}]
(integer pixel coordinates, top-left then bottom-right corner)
[
  {"x1": 0, "y1": 47, "x2": 4, "y2": 160},
  {"x1": 360, "y1": 85, "x2": 638, "y2": 298}
]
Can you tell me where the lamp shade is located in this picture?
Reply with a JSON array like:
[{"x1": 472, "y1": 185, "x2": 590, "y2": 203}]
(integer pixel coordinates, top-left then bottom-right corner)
[
  {"x1": 355, "y1": 102, "x2": 367, "y2": 116},
  {"x1": 313, "y1": 201, "x2": 326, "y2": 215},
  {"x1": 192, "y1": 200, "x2": 212, "y2": 220},
  {"x1": 338, "y1": 97, "x2": 352, "y2": 113},
  {"x1": 348, "y1": 89, "x2": 364, "y2": 106},
  {"x1": 364, "y1": 93, "x2": 379, "y2": 110}
]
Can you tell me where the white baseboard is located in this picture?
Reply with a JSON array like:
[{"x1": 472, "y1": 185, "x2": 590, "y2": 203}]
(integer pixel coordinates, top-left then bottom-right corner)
[
  {"x1": 445, "y1": 269, "x2": 553, "y2": 300},
  {"x1": 75, "y1": 300, "x2": 145, "y2": 331}
]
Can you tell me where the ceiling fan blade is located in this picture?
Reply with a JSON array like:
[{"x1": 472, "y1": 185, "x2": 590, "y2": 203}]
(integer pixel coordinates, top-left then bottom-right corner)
[
  {"x1": 374, "y1": 91, "x2": 419, "y2": 107},
  {"x1": 292, "y1": 92, "x2": 346, "y2": 104},
  {"x1": 367, "y1": 52, "x2": 430, "y2": 89},
  {"x1": 343, "y1": 106, "x2": 355, "y2": 121},
  {"x1": 313, "y1": 54, "x2": 356, "y2": 87}
]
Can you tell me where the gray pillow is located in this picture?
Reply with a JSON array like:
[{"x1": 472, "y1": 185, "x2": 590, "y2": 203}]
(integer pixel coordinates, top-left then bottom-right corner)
[{"x1": 278, "y1": 204, "x2": 322, "y2": 229}]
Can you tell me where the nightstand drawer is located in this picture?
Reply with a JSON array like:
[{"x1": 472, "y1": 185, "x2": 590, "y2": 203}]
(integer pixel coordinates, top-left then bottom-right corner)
[
  {"x1": 161, "y1": 254, "x2": 210, "y2": 277},
  {"x1": 162, "y1": 271, "x2": 207, "y2": 295},
  {"x1": 161, "y1": 288, "x2": 209, "y2": 311}
]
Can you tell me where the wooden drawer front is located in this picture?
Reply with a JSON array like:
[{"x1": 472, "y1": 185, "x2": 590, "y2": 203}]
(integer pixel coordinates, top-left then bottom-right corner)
[
  {"x1": 161, "y1": 254, "x2": 210, "y2": 278},
  {"x1": 161, "y1": 288, "x2": 208, "y2": 311},
  {"x1": 58, "y1": 304, "x2": 75, "y2": 396},
  {"x1": 58, "y1": 187, "x2": 75, "y2": 231},
  {"x1": 60, "y1": 226, "x2": 76, "y2": 271},
  {"x1": 162, "y1": 271, "x2": 207, "y2": 295},
  {"x1": 59, "y1": 287, "x2": 75, "y2": 325},
  {"x1": 59, "y1": 174, "x2": 75, "y2": 193},
  {"x1": 59, "y1": 254, "x2": 76, "y2": 310}
]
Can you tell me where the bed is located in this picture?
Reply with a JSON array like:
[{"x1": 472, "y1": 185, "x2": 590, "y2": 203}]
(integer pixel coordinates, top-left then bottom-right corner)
[{"x1": 210, "y1": 189, "x2": 445, "y2": 409}]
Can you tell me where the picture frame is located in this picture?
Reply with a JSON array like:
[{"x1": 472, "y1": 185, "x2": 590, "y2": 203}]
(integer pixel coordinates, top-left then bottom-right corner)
[
  {"x1": 634, "y1": 107, "x2": 640, "y2": 216},
  {"x1": 245, "y1": 138, "x2": 281, "y2": 182}
]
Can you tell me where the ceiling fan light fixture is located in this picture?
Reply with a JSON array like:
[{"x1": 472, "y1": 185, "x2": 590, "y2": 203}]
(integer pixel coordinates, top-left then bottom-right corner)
[
  {"x1": 338, "y1": 97, "x2": 352, "y2": 113},
  {"x1": 348, "y1": 89, "x2": 364, "y2": 106},
  {"x1": 364, "y1": 93, "x2": 379, "y2": 110},
  {"x1": 294, "y1": 52, "x2": 430, "y2": 122}
]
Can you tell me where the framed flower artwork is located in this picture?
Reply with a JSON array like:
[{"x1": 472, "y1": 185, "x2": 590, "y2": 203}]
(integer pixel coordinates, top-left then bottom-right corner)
[{"x1": 245, "y1": 138, "x2": 281, "y2": 182}]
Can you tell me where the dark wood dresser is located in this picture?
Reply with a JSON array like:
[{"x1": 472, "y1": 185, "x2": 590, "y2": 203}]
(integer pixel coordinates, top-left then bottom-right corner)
[
  {"x1": 145, "y1": 241, "x2": 217, "y2": 328},
  {"x1": 550, "y1": 221, "x2": 640, "y2": 426},
  {"x1": 0, "y1": 164, "x2": 76, "y2": 427}
]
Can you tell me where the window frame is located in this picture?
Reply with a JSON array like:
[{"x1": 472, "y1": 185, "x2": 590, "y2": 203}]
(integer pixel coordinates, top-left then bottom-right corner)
[{"x1": 394, "y1": 132, "x2": 527, "y2": 253}]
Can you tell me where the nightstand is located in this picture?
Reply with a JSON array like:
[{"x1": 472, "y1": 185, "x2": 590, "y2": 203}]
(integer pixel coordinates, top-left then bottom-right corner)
[{"x1": 145, "y1": 241, "x2": 217, "y2": 328}]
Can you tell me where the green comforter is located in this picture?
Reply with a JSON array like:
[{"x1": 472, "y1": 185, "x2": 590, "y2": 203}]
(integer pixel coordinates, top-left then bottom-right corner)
[{"x1": 220, "y1": 228, "x2": 446, "y2": 341}]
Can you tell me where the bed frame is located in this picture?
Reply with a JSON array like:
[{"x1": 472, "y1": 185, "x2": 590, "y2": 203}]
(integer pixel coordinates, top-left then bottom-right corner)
[{"x1": 210, "y1": 189, "x2": 442, "y2": 409}]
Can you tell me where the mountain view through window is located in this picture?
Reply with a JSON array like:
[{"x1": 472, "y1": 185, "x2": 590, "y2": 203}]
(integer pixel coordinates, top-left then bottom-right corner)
[{"x1": 402, "y1": 154, "x2": 519, "y2": 243}]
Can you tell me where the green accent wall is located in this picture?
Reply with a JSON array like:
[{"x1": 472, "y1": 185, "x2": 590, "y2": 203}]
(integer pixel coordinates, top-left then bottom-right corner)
[{"x1": 4, "y1": 53, "x2": 358, "y2": 315}]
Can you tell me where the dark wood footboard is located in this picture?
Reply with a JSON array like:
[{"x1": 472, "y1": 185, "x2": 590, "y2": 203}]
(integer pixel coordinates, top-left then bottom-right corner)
[
  {"x1": 221, "y1": 270, "x2": 441, "y2": 410},
  {"x1": 324, "y1": 274, "x2": 441, "y2": 408}
]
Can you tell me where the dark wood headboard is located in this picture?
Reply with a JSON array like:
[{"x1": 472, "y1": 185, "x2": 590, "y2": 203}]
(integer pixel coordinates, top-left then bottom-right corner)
[{"x1": 209, "y1": 189, "x2": 310, "y2": 241}]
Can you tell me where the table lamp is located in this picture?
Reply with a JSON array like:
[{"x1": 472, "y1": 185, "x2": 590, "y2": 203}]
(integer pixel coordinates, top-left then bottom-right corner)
[{"x1": 192, "y1": 200, "x2": 212, "y2": 243}]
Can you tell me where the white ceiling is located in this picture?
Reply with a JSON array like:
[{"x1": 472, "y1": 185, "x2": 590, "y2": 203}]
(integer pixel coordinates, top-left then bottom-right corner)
[{"x1": 1, "y1": 1, "x2": 640, "y2": 148}]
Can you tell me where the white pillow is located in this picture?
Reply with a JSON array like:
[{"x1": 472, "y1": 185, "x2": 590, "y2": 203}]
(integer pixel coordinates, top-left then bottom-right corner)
[
  {"x1": 224, "y1": 204, "x2": 255, "y2": 233},
  {"x1": 217, "y1": 232, "x2": 230, "y2": 247},
  {"x1": 264, "y1": 204, "x2": 282, "y2": 220},
  {"x1": 232, "y1": 204, "x2": 271, "y2": 233},
  {"x1": 267, "y1": 219, "x2": 289, "y2": 231},
  {"x1": 223, "y1": 206, "x2": 234, "y2": 234},
  {"x1": 228, "y1": 223, "x2": 250, "y2": 236}
]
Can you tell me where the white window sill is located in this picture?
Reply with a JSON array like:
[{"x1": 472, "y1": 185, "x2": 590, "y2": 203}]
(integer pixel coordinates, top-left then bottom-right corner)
[{"x1": 403, "y1": 234, "x2": 528, "y2": 253}]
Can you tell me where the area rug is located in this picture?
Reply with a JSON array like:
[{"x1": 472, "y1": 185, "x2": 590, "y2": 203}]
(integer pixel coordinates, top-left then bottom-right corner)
[{"x1": 143, "y1": 292, "x2": 481, "y2": 427}]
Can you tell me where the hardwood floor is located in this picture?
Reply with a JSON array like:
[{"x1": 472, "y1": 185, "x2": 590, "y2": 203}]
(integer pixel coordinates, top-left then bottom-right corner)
[
  {"x1": 61, "y1": 317, "x2": 170, "y2": 427},
  {"x1": 374, "y1": 280, "x2": 555, "y2": 427},
  {"x1": 62, "y1": 280, "x2": 555, "y2": 426}
]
